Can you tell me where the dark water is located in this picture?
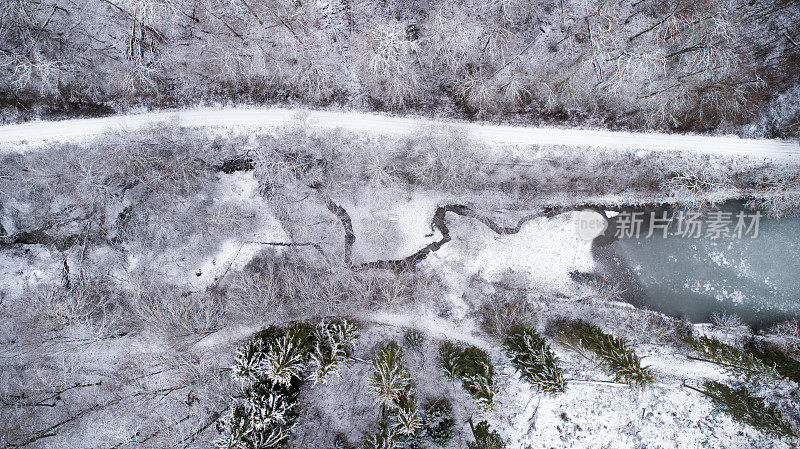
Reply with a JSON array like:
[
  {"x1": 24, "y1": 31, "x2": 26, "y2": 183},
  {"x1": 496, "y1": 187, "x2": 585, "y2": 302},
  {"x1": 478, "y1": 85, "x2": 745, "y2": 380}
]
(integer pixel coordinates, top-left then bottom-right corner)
[{"x1": 595, "y1": 202, "x2": 800, "y2": 328}]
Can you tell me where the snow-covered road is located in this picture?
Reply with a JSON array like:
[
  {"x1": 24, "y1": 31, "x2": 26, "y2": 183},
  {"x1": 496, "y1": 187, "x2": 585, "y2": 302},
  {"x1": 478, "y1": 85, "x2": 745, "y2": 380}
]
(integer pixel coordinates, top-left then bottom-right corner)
[{"x1": 1, "y1": 106, "x2": 798, "y2": 158}]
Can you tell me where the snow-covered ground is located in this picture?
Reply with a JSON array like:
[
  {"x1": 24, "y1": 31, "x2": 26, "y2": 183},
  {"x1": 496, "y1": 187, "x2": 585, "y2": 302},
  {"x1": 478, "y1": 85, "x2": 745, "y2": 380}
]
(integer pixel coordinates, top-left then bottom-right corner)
[
  {"x1": 2, "y1": 118, "x2": 798, "y2": 448},
  {"x1": 0, "y1": 106, "x2": 798, "y2": 158}
]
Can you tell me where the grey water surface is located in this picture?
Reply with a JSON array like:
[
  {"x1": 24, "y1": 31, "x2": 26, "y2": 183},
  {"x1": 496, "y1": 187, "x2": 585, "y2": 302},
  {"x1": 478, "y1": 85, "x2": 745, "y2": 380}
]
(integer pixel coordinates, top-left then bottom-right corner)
[{"x1": 597, "y1": 202, "x2": 800, "y2": 328}]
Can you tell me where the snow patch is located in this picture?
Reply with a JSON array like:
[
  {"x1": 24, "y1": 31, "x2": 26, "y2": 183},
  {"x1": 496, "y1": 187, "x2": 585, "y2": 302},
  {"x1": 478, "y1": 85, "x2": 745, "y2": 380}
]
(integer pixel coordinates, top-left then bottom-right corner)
[
  {"x1": 434, "y1": 212, "x2": 595, "y2": 294},
  {"x1": 344, "y1": 189, "x2": 441, "y2": 264},
  {"x1": 0, "y1": 245, "x2": 62, "y2": 302},
  {"x1": 187, "y1": 171, "x2": 289, "y2": 289}
]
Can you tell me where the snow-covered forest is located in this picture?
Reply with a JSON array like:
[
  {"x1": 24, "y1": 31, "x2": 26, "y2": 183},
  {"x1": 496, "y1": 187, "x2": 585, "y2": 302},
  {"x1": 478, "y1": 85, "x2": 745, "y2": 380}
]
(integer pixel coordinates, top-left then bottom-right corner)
[{"x1": 1, "y1": 0, "x2": 800, "y2": 135}]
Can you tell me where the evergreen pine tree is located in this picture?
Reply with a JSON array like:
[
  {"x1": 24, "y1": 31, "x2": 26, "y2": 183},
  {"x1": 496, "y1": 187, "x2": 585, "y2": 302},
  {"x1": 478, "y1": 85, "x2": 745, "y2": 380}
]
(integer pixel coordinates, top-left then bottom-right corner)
[
  {"x1": 392, "y1": 390, "x2": 422, "y2": 436},
  {"x1": 246, "y1": 385, "x2": 296, "y2": 429},
  {"x1": 369, "y1": 341, "x2": 412, "y2": 410},
  {"x1": 696, "y1": 381, "x2": 797, "y2": 438},
  {"x1": 404, "y1": 330, "x2": 425, "y2": 350},
  {"x1": 437, "y1": 342, "x2": 496, "y2": 408},
  {"x1": 217, "y1": 402, "x2": 253, "y2": 449},
  {"x1": 365, "y1": 340, "x2": 430, "y2": 448},
  {"x1": 233, "y1": 337, "x2": 266, "y2": 384},
  {"x1": 686, "y1": 335, "x2": 779, "y2": 380},
  {"x1": 438, "y1": 341, "x2": 461, "y2": 380},
  {"x1": 218, "y1": 324, "x2": 313, "y2": 449},
  {"x1": 399, "y1": 400, "x2": 456, "y2": 449},
  {"x1": 309, "y1": 319, "x2": 359, "y2": 386},
  {"x1": 457, "y1": 347, "x2": 496, "y2": 408},
  {"x1": 571, "y1": 320, "x2": 654, "y2": 387},
  {"x1": 748, "y1": 344, "x2": 800, "y2": 384},
  {"x1": 217, "y1": 381, "x2": 300, "y2": 449},
  {"x1": 260, "y1": 333, "x2": 307, "y2": 388},
  {"x1": 362, "y1": 420, "x2": 400, "y2": 449},
  {"x1": 420, "y1": 402, "x2": 454, "y2": 447},
  {"x1": 504, "y1": 325, "x2": 566, "y2": 394},
  {"x1": 466, "y1": 419, "x2": 505, "y2": 449}
]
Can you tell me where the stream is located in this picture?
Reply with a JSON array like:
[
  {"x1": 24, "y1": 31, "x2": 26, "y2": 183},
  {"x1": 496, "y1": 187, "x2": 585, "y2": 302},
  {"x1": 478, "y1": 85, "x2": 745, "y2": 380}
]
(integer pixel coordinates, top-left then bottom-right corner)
[{"x1": 594, "y1": 201, "x2": 800, "y2": 328}]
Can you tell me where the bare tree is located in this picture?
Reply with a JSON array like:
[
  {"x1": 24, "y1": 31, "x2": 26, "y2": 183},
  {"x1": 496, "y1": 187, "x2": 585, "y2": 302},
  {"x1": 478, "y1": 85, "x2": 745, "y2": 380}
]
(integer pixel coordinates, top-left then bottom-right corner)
[{"x1": 354, "y1": 22, "x2": 425, "y2": 108}]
